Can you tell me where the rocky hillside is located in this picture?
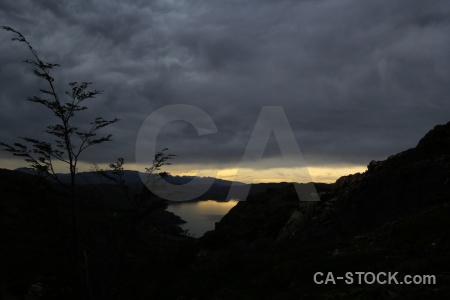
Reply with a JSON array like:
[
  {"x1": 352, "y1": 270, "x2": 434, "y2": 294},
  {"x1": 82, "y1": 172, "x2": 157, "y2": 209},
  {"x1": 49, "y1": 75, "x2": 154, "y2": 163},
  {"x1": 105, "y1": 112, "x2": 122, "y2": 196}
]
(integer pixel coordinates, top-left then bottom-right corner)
[
  {"x1": 202, "y1": 121, "x2": 450, "y2": 246},
  {"x1": 185, "y1": 121, "x2": 450, "y2": 299},
  {"x1": 281, "y1": 121, "x2": 450, "y2": 243}
]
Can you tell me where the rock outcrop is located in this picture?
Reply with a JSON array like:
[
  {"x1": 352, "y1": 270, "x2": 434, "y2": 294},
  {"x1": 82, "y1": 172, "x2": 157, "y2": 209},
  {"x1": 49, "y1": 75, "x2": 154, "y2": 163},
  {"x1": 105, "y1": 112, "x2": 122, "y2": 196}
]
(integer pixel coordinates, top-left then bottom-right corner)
[
  {"x1": 281, "y1": 121, "x2": 450, "y2": 242},
  {"x1": 201, "y1": 121, "x2": 450, "y2": 246}
]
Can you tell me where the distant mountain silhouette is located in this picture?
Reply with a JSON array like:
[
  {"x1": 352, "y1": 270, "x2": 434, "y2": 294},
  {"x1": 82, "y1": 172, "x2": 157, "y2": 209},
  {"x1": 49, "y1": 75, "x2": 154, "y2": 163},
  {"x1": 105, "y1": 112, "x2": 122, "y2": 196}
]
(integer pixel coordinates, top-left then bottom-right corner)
[
  {"x1": 14, "y1": 168, "x2": 302, "y2": 201},
  {"x1": 14, "y1": 168, "x2": 245, "y2": 186}
]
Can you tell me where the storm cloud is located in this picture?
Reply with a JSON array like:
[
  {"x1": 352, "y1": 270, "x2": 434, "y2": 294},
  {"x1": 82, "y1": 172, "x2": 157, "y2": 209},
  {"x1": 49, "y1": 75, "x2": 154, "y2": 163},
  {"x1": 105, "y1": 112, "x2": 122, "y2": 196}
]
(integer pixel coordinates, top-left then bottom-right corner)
[{"x1": 1, "y1": 0, "x2": 450, "y2": 175}]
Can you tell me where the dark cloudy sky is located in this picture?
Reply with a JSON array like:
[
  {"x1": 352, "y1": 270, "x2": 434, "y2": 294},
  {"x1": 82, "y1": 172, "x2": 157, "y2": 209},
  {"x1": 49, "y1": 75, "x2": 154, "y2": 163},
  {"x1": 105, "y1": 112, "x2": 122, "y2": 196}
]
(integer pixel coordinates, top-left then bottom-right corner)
[{"x1": 1, "y1": 0, "x2": 450, "y2": 182}]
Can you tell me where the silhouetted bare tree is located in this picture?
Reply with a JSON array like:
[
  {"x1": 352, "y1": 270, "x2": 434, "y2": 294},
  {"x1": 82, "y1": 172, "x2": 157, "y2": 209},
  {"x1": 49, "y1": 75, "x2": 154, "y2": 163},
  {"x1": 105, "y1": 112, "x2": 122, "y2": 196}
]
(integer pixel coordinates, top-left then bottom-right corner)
[{"x1": 0, "y1": 26, "x2": 175, "y2": 300}]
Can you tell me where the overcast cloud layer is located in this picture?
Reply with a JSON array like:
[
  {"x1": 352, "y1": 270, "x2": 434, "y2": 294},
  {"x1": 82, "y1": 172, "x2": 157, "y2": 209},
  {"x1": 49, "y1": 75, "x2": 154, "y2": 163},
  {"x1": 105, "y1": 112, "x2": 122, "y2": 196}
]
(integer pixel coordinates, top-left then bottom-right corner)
[{"x1": 1, "y1": 0, "x2": 450, "y2": 174}]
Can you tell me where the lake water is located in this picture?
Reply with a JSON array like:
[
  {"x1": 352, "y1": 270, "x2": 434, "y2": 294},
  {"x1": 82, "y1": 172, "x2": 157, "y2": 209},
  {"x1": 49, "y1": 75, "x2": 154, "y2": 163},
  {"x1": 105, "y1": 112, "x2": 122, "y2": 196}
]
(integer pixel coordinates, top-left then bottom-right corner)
[{"x1": 167, "y1": 199, "x2": 240, "y2": 237}]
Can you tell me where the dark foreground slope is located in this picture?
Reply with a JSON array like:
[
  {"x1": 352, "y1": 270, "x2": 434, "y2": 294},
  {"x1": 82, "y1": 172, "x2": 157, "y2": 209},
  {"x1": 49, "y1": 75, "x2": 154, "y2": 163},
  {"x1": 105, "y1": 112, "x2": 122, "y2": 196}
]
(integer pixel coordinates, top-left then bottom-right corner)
[
  {"x1": 0, "y1": 169, "x2": 194, "y2": 299},
  {"x1": 174, "y1": 121, "x2": 450, "y2": 299},
  {"x1": 201, "y1": 122, "x2": 450, "y2": 247}
]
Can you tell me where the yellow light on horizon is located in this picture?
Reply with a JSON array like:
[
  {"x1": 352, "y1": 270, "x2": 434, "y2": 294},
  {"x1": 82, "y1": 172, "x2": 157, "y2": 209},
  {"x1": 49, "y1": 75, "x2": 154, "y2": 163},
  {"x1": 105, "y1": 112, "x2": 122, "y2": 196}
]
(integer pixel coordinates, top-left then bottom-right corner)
[
  {"x1": 307, "y1": 165, "x2": 367, "y2": 183},
  {"x1": 163, "y1": 164, "x2": 367, "y2": 184},
  {"x1": 2, "y1": 157, "x2": 367, "y2": 184}
]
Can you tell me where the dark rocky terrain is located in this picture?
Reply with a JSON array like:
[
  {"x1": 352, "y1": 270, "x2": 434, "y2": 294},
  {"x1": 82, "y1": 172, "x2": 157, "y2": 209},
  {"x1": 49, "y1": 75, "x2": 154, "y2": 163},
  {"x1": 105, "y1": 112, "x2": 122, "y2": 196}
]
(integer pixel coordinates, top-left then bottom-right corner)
[
  {"x1": 203, "y1": 121, "x2": 450, "y2": 246},
  {"x1": 191, "y1": 121, "x2": 450, "y2": 299},
  {"x1": 1, "y1": 121, "x2": 450, "y2": 299}
]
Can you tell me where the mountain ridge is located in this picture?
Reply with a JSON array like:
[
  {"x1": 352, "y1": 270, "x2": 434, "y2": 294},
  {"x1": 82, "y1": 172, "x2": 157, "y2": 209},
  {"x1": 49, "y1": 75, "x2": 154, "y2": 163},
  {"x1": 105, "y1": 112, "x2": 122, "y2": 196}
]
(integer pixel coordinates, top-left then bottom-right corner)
[
  {"x1": 14, "y1": 167, "x2": 247, "y2": 187},
  {"x1": 202, "y1": 120, "x2": 450, "y2": 246}
]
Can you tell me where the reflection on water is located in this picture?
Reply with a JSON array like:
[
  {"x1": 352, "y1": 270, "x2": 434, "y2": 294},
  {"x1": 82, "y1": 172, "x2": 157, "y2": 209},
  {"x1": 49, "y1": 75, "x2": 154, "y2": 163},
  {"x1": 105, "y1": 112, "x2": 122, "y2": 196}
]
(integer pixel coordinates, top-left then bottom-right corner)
[{"x1": 167, "y1": 199, "x2": 239, "y2": 237}]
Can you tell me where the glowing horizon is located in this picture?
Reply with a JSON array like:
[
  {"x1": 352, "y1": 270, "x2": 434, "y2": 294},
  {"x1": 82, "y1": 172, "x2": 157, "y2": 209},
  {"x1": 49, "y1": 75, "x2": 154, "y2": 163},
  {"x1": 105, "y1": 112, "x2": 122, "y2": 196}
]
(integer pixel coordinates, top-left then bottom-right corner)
[
  {"x1": 0, "y1": 158, "x2": 367, "y2": 184},
  {"x1": 159, "y1": 164, "x2": 367, "y2": 184}
]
